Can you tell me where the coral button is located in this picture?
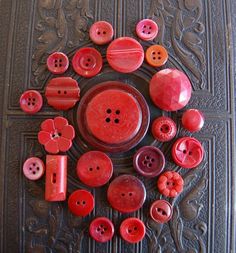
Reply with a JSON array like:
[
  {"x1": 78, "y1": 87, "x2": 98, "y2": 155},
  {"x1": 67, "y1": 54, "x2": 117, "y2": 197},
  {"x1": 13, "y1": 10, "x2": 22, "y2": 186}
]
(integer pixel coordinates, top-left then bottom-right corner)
[
  {"x1": 182, "y1": 109, "x2": 204, "y2": 132},
  {"x1": 47, "y1": 52, "x2": 69, "y2": 74},
  {"x1": 20, "y1": 90, "x2": 43, "y2": 114},
  {"x1": 23, "y1": 157, "x2": 45, "y2": 180},
  {"x1": 146, "y1": 45, "x2": 168, "y2": 67},
  {"x1": 77, "y1": 151, "x2": 113, "y2": 187},
  {"x1": 136, "y1": 19, "x2": 158, "y2": 41},
  {"x1": 107, "y1": 37, "x2": 144, "y2": 73},
  {"x1": 90, "y1": 21, "x2": 114, "y2": 45},
  {"x1": 150, "y1": 200, "x2": 173, "y2": 223}
]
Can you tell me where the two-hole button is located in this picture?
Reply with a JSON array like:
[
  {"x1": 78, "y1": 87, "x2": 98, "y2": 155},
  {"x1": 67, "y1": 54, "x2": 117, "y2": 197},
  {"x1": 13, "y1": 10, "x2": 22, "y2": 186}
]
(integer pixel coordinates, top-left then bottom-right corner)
[{"x1": 150, "y1": 200, "x2": 173, "y2": 223}]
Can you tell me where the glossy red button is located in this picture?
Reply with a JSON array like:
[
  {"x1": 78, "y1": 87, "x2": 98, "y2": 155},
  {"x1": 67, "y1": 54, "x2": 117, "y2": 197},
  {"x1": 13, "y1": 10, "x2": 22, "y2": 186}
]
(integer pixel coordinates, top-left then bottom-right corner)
[
  {"x1": 20, "y1": 90, "x2": 43, "y2": 114},
  {"x1": 89, "y1": 217, "x2": 114, "y2": 242},
  {"x1": 133, "y1": 146, "x2": 165, "y2": 178},
  {"x1": 146, "y1": 45, "x2": 168, "y2": 67},
  {"x1": 77, "y1": 151, "x2": 113, "y2": 187},
  {"x1": 182, "y1": 109, "x2": 204, "y2": 132},
  {"x1": 107, "y1": 37, "x2": 144, "y2": 73},
  {"x1": 120, "y1": 218, "x2": 146, "y2": 243},
  {"x1": 172, "y1": 137, "x2": 204, "y2": 168},
  {"x1": 107, "y1": 175, "x2": 146, "y2": 213},
  {"x1": 150, "y1": 69, "x2": 192, "y2": 111},
  {"x1": 157, "y1": 171, "x2": 184, "y2": 197},
  {"x1": 136, "y1": 19, "x2": 158, "y2": 41},
  {"x1": 150, "y1": 200, "x2": 173, "y2": 223},
  {"x1": 68, "y1": 189, "x2": 94, "y2": 217},
  {"x1": 46, "y1": 52, "x2": 69, "y2": 74},
  {"x1": 45, "y1": 77, "x2": 80, "y2": 111},
  {"x1": 151, "y1": 116, "x2": 177, "y2": 142},
  {"x1": 72, "y1": 47, "x2": 102, "y2": 78},
  {"x1": 23, "y1": 157, "x2": 45, "y2": 180},
  {"x1": 89, "y1": 21, "x2": 114, "y2": 45}
]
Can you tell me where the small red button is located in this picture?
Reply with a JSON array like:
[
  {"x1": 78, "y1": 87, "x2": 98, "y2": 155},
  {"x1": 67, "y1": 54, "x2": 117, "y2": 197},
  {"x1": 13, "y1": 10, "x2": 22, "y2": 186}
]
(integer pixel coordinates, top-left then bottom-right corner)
[
  {"x1": 107, "y1": 175, "x2": 146, "y2": 213},
  {"x1": 120, "y1": 218, "x2": 146, "y2": 243},
  {"x1": 172, "y1": 137, "x2": 204, "y2": 169},
  {"x1": 20, "y1": 90, "x2": 43, "y2": 114},
  {"x1": 136, "y1": 19, "x2": 158, "y2": 41},
  {"x1": 89, "y1": 21, "x2": 114, "y2": 45},
  {"x1": 23, "y1": 157, "x2": 45, "y2": 180},
  {"x1": 47, "y1": 52, "x2": 69, "y2": 74},
  {"x1": 89, "y1": 217, "x2": 114, "y2": 242},
  {"x1": 107, "y1": 37, "x2": 144, "y2": 73},
  {"x1": 150, "y1": 200, "x2": 173, "y2": 223},
  {"x1": 72, "y1": 47, "x2": 102, "y2": 78},
  {"x1": 68, "y1": 189, "x2": 94, "y2": 217},
  {"x1": 146, "y1": 45, "x2": 168, "y2": 67},
  {"x1": 182, "y1": 109, "x2": 204, "y2": 132}
]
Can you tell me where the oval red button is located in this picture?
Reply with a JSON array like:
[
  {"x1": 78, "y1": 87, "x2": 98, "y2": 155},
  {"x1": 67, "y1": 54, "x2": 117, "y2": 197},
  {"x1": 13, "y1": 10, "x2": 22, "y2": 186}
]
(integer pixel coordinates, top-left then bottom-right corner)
[
  {"x1": 47, "y1": 52, "x2": 69, "y2": 74},
  {"x1": 182, "y1": 109, "x2": 204, "y2": 132},
  {"x1": 150, "y1": 200, "x2": 173, "y2": 223},
  {"x1": 136, "y1": 19, "x2": 158, "y2": 41},
  {"x1": 20, "y1": 90, "x2": 43, "y2": 114},
  {"x1": 23, "y1": 157, "x2": 45, "y2": 180}
]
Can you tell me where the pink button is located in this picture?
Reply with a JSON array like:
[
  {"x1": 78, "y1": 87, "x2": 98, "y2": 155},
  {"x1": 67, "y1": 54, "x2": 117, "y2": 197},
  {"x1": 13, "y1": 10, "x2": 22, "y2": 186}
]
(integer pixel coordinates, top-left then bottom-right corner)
[
  {"x1": 136, "y1": 19, "x2": 158, "y2": 41},
  {"x1": 23, "y1": 157, "x2": 45, "y2": 180},
  {"x1": 47, "y1": 52, "x2": 69, "y2": 74}
]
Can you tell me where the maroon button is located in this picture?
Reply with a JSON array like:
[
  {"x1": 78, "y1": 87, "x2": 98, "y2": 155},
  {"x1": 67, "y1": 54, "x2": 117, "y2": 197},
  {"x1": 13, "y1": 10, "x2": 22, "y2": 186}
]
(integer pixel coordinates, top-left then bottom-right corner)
[
  {"x1": 150, "y1": 69, "x2": 192, "y2": 111},
  {"x1": 46, "y1": 52, "x2": 69, "y2": 74},
  {"x1": 89, "y1": 21, "x2": 114, "y2": 45},
  {"x1": 77, "y1": 151, "x2": 113, "y2": 187},
  {"x1": 133, "y1": 146, "x2": 165, "y2": 178},
  {"x1": 182, "y1": 109, "x2": 204, "y2": 132},
  {"x1": 107, "y1": 37, "x2": 144, "y2": 73},
  {"x1": 150, "y1": 200, "x2": 173, "y2": 223},
  {"x1": 68, "y1": 189, "x2": 94, "y2": 217},
  {"x1": 172, "y1": 137, "x2": 204, "y2": 169},
  {"x1": 23, "y1": 157, "x2": 45, "y2": 180},
  {"x1": 72, "y1": 47, "x2": 102, "y2": 78},
  {"x1": 89, "y1": 217, "x2": 114, "y2": 242},
  {"x1": 120, "y1": 218, "x2": 146, "y2": 243},
  {"x1": 136, "y1": 19, "x2": 158, "y2": 41},
  {"x1": 20, "y1": 90, "x2": 43, "y2": 114}
]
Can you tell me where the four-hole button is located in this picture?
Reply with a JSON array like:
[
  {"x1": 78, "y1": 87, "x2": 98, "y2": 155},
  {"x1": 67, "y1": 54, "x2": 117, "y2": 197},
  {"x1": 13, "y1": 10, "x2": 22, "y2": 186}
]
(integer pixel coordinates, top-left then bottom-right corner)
[
  {"x1": 146, "y1": 45, "x2": 168, "y2": 67},
  {"x1": 136, "y1": 19, "x2": 158, "y2": 41},
  {"x1": 23, "y1": 157, "x2": 45, "y2": 180},
  {"x1": 47, "y1": 52, "x2": 69, "y2": 74}
]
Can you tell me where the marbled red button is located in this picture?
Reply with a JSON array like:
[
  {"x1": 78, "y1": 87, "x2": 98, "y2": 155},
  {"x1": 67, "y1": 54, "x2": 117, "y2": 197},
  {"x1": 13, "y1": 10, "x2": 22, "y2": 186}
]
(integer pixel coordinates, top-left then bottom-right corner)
[
  {"x1": 107, "y1": 175, "x2": 146, "y2": 213},
  {"x1": 23, "y1": 157, "x2": 45, "y2": 180},
  {"x1": 182, "y1": 109, "x2": 204, "y2": 132},
  {"x1": 150, "y1": 200, "x2": 173, "y2": 223},
  {"x1": 136, "y1": 19, "x2": 158, "y2": 41},
  {"x1": 46, "y1": 52, "x2": 69, "y2": 74},
  {"x1": 20, "y1": 90, "x2": 43, "y2": 114}
]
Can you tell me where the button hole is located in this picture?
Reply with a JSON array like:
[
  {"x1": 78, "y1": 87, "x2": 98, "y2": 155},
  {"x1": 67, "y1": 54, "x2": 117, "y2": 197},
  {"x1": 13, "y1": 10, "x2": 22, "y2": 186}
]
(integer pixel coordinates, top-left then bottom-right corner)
[
  {"x1": 129, "y1": 192, "x2": 133, "y2": 196},
  {"x1": 33, "y1": 163, "x2": 36, "y2": 166},
  {"x1": 96, "y1": 166, "x2": 100, "y2": 170},
  {"x1": 149, "y1": 26, "x2": 152, "y2": 29},
  {"x1": 97, "y1": 227, "x2": 100, "y2": 231},
  {"x1": 28, "y1": 102, "x2": 31, "y2": 106},
  {"x1": 97, "y1": 31, "x2": 101, "y2": 35},
  {"x1": 32, "y1": 98, "x2": 36, "y2": 101},
  {"x1": 158, "y1": 52, "x2": 161, "y2": 55},
  {"x1": 32, "y1": 103, "x2": 35, "y2": 106},
  {"x1": 157, "y1": 208, "x2": 162, "y2": 212},
  {"x1": 151, "y1": 158, "x2": 155, "y2": 162},
  {"x1": 128, "y1": 229, "x2": 132, "y2": 233},
  {"x1": 76, "y1": 201, "x2": 80, "y2": 205},
  {"x1": 28, "y1": 98, "x2": 31, "y2": 101},
  {"x1": 143, "y1": 25, "x2": 146, "y2": 28},
  {"x1": 89, "y1": 167, "x2": 93, "y2": 171},
  {"x1": 142, "y1": 31, "x2": 145, "y2": 33},
  {"x1": 100, "y1": 224, "x2": 104, "y2": 228},
  {"x1": 33, "y1": 171, "x2": 36, "y2": 174},
  {"x1": 106, "y1": 108, "x2": 112, "y2": 113},
  {"x1": 37, "y1": 167, "x2": 40, "y2": 171},
  {"x1": 121, "y1": 193, "x2": 125, "y2": 197},
  {"x1": 52, "y1": 173, "x2": 56, "y2": 183},
  {"x1": 152, "y1": 52, "x2": 156, "y2": 55},
  {"x1": 59, "y1": 64, "x2": 62, "y2": 67},
  {"x1": 106, "y1": 118, "x2": 111, "y2": 123},
  {"x1": 103, "y1": 31, "x2": 106, "y2": 34},
  {"x1": 29, "y1": 167, "x2": 32, "y2": 170},
  {"x1": 64, "y1": 91, "x2": 67, "y2": 94},
  {"x1": 134, "y1": 227, "x2": 137, "y2": 230},
  {"x1": 82, "y1": 201, "x2": 86, "y2": 205},
  {"x1": 58, "y1": 133, "x2": 61, "y2": 137},
  {"x1": 145, "y1": 156, "x2": 150, "y2": 160},
  {"x1": 101, "y1": 231, "x2": 104, "y2": 234},
  {"x1": 58, "y1": 90, "x2": 61, "y2": 94},
  {"x1": 148, "y1": 31, "x2": 151, "y2": 34},
  {"x1": 114, "y1": 119, "x2": 119, "y2": 124},
  {"x1": 189, "y1": 151, "x2": 192, "y2": 155},
  {"x1": 158, "y1": 57, "x2": 161, "y2": 60},
  {"x1": 183, "y1": 150, "x2": 187, "y2": 154},
  {"x1": 162, "y1": 210, "x2": 167, "y2": 216},
  {"x1": 59, "y1": 59, "x2": 62, "y2": 62},
  {"x1": 104, "y1": 227, "x2": 107, "y2": 231},
  {"x1": 55, "y1": 64, "x2": 58, "y2": 67},
  {"x1": 115, "y1": 110, "x2": 120, "y2": 115},
  {"x1": 153, "y1": 57, "x2": 156, "y2": 60},
  {"x1": 143, "y1": 160, "x2": 147, "y2": 165},
  {"x1": 167, "y1": 182, "x2": 169, "y2": 185},
  {"x1": 86, "y1": 63, "x2": 89, "y2": 66},
  {"x1": 148, "y1": 163, "x2": 152, "y2": 168},
  {"x1": 87, "y1": 58, "x2": 91, "y2": 62}
]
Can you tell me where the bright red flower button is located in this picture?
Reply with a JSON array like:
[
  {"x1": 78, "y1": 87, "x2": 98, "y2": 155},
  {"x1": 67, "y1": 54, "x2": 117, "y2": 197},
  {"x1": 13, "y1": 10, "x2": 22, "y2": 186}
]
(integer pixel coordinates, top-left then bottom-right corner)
[
  {"x1": 23, "y1": 157, "x2": 45, "y2": 180},
  {"x1": 150, "y1": 200, "x2": 173, "y2": 223},
  {"x1": 46, "y1": 52, "x2": 69, "y2": 74},
  {"x1": 20, "y1": 90, "x2": 43, "y2": 114},
  {"x1": 136, "y1": 19, "x2": 158, "y2": 41},
  {"x1": 182, "y1": 109, "x2": 204, "y2": 132}
]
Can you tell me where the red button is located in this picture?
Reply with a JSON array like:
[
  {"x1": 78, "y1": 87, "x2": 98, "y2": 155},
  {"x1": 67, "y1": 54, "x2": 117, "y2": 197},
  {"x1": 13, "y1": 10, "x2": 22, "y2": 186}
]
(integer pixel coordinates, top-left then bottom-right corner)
[
  {"x1": 46, "y1": 52, "x2": 69, "y2": 74},
  {"x1": 107, "y1": 37, "x2": 144, "y2": 73},
  {"x1": 107, "y1": 175, "x2": 146, "y2": 213},
  {"x1": 150, "y1": 200, "x2": 173, "y2": 223},
  {"x1": 150, "y1": 69, "x2": 192, "y2": 111},
  {"x1": 77, "y1": 151, "x2": 113, "y2": 187},
  {"x1": 146, "y1": 45, "x2": 168, "y2": 67},
  {"x1": 172, "y1": 137, "x2": 204, "y2": 168},
  {"x1": 72, "y1": 47, "x2": 102, "y2": 78},
  {"x1": 133, "y1": 146, "x2": 165, "y2": 178},
  {"x1": 182, "y1": 109, "x2": 204, "y2": 132},
  {"x1": 152, "y1": 116, "x2": 177, "y2": 142},
  {"x1": 157, "y1": 171, "x2": 184, "y2": 197},
  {"x1": 45, "y1": 77, "x2": 80, "y2": 111},
  {"x1": 68, "y1": 189, "x2": 94, "y2": 217},
  {"x1": 23, "y1": 157, "x2": 45, "y2": 180},
  {"x1": 89, "y1": 21, "x2": 114, "y2": 45},
  {"x1": 89, "y1": 217, "x2": 114, "y2": 242},
  {"x1": 120, "y1": 218, "x2": 146, "y2": 243},
  {"x1": 20, "y1": 90, "x2": 43, "y2": 114},
  {"x1": 136, "y1": 19, "x2": 158, "y2": 41}
]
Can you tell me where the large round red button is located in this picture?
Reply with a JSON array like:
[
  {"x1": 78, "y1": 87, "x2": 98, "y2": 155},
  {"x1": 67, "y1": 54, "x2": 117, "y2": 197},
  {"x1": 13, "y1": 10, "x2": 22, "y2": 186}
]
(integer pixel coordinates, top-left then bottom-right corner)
[
  {"x1": 46, "y1": 52, "x2": 69, "y2": 74},
  {"x1": 20, "y1": 90, "x2": 43, "y2": 114},
  {"x1": 23, "y1": 157, "x2": 45, "y2": 180},
  {"x1": 182, "y1": 109, "x2": 204, "y2": 132},
  {"x1": 107, "y1": 175, "x2": 146, "y2": 213},
  {"x1": 107, "y1": 37, "x2": 144, "y2": 73},
  {"x1": 77, "y1": 151, "x2": 113, "y2": 187},
  {"x1": 150, "y1": 200, "x2": 173, "y2": 223},
  {"x1": 136, "y1": 19, "x2": 158, "y2": 41}
]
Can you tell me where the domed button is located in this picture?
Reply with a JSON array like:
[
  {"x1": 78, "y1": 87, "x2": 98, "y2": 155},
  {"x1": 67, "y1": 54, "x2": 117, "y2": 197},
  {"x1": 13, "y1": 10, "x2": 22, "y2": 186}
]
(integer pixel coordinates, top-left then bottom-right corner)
[
  {"x1": 150, "y1": 69, "x2": 192, "y2": 111},
  {"x1": 146, "y1": 45, "x2": 168, "y2": 67},
  {"x1": 72, "y1": 47, "x2": 103, "y2": 78},
  {"x1": 77, "y1": 151, "x2": 113, "y2": 187},
  {"x1": 182, "y1": 109, "x2": 204, "y2": 132},
  {"x1": 120, "y1": 218, "x2": 146, "y2": 243},
  {"x1": 133, "y1": 146, "x2": 165, "y2": 178},
  {"x1": 150, "y1": 200, "x2": 173, "y2": 223},
  {"x1": 172, "y1": 137, "x2": 204, "y2": 169},
  {"x1": 89, "y1": 217, "x2": 114, "y2": 243},
  {"x1": 46, "y1": 52, "x2": 69, "y2": 74},
  {"x1": 107, "y1": 37, "x2": 144, "y2": 73},
  {"x1": 136, "y1": 19, "x2": 158, "y2": 41},
  {"x1": 23, "y1": 157, "x2": 45, "y2": 180},
  {"x1": 20, "y1": 90, "x2": 43, "y2": 114},
  {"x1": 68, "y1": 189, "x2": 94, "y2": 217},
  {"x1": 107, "y1": 175, "x2": 146, "y2": 213}
]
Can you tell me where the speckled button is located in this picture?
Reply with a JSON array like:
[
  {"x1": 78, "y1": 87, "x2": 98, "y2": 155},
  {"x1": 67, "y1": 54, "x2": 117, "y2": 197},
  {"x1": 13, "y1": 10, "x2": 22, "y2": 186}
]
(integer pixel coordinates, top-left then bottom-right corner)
[
  {"x1": 20, "y1": 90, "x2": 43, "y2": 114},
  {"x1": 182, "y1": 109, "x2": 204, "y2": 132},
  {"x1": 47, "y1": 52, "x2": 69, "y2": 74},
  {"x1": 150, "y1": 200, "x2": 173, "y2": 223},
  {"x1": 136, "y1": 19, "x2": 158, "y2": 41},
  {"x1": 23, "y1": 157, "x2": 45, "y2": 180},
  {"x1": 146, "y1": 45, "x2": 168, "y2": 67}
]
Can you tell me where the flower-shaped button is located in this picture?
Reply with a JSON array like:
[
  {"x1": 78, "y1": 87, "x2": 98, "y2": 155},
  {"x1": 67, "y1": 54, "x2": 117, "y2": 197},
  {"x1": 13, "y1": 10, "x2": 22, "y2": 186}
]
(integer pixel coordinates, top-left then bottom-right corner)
[
  {"x1": 146, "y1": 45, "x2": 168, "y2": 67},
  {"x1": 46, "y1": 52, "x2": 69, "y2": 74},
  {"x1": 136, "y1": 19, "x2": 158, "y2": 41},
  {"x1": 38, "y1": 116, "x2": 75, "y2": 154},
  {"x1": 150, "y1": 200, "x2": 173, "y2": 223},
  {"x1": 182, "y1": 109, "x2": 205, "y2": 132},
  {"x1": 23, "y1": 157, "x2": 45, "y2": 180},
  {"x1": 20, "y1": 90, "x2": 43, "y2": 114}
]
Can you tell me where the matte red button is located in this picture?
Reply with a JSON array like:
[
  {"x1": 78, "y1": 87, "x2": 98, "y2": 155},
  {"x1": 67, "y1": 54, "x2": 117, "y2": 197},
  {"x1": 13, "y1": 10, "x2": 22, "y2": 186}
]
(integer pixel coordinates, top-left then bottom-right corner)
[
  {"x1": 23, "y1": 157, "x2": 45, "y2": 180},
  {"x1": 89, "y1": 217, "x2": 114, "y2": 242},
  {"x1": 120, "y1": 218, "x2": 146, "y2": 243},
  {"x1": 89, "y1": 21, "x2": 114, "y2": 45},
  {"x1": 107, "y1": 175, "x2": 146, "y2": 213},
  {"x1": 47, "y1": 52, "x2": 69, "y2": 74},
  {"x1": 77, "y1": 151, "x2": 113, "y2": 187},
  {"x1": 107, "y1": 37, "x2": 144, "y2": 73},
  {"x1": 20, "y1": 90, "x2": 43, "y2": 114},
  {"x1": 150, "y1": 200, "x2": 173, "y2": 223},
  {"x1": 136, "y1": 19, "x2": 158, "y2": 41},
  {"x1": 172, "y1": 137, "x2": 204, "y2": 169},
  {"x1": 182, "y1": 109, "x2": 204, "y2": 132},
  {"x1": 72, "y1": 47, "x2": 102, "y2": 77},
  {"x1": 133, "y1": 146, "x2": 165, "y2": 178},
  {"x1": 68, "y1": 189, "x2": 94, "y2": 217}
]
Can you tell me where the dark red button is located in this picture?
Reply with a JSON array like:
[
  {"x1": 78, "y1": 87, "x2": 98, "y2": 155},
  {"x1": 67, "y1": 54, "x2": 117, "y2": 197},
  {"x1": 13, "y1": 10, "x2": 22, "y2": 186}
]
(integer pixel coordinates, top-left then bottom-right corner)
[
  {"x1": 133, "y1": 146, "x2": 165, "y2": 178},
  {"x1": 120, "y1": 218, "x2": 146, "y2": 243},
  {"x1": 150, "y1": 200, "x2": 173, "y2": 223},
  {"x1": 77, "y1": 151, "x2": 113, "y2": 187},
  {"x1": 107, "y1": 37, "x2": 144, "y2": 73},
  {"x1": 68, "y1": 189, "x2": 94, "y2": 217},
  {"x1": 136, "y1": 19, "x2": 158, "y2": 41},
  {"x1": 150, "y1": 69, "x2": 192, "y2": 111},
  {"x1": 182, "y1": 109, "x2": 204, "y2": 132},
  {"x1": 20, "y1": 90, "x2": 43, "y2": 114},
  {"x1": 172, "y1": 137, "x2": 204, "y2": 169},
  {"x1": 23, "y1": 157, "x2": 45, "y2": 180},
  {"x1": 45, "y1": 77, "x2": 80, "y2": 111},
  {"x1": 89, "y1": 21, "x2": 114, "y2": 45},
  {"x1": 152, "y1": 116, "x2": 177, "y2": 142},
  {"x1": 72, "y1": 47, "x2": 102, "y2": 78},
  {"x1": 89, "y1": 217, "x2": 114, "y2": 242},
  {"x1": 107, "y1": 175, "x2": 146, "y2": 213},
  {"x1": 46, "y1": 52, "x2": 69, "y2": 74}
]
